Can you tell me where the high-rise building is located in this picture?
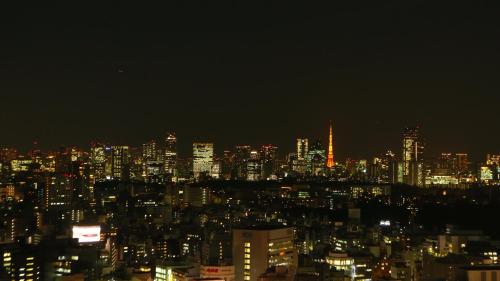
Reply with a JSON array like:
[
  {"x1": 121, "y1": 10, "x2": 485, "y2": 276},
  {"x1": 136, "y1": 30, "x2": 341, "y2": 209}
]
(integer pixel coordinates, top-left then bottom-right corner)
[
  {"x1": 211, "y1": 160, "x2": 222, "y2": 179},
  {"x1": 111, "y1": 145, "x2": 130, "y2": 180},
  {"x1": 234, "y1": 145, "x2": 252, "y2": 180},
  {"x1": 142, "y1": 140, "x2": 161, "y2": 182},
  {"x1": 383, "y1": 150, "x2": 400, "y2": 184},
  {"x1": 233, "y1": 226, "x2": 297, "y2": 281},
  {"x1": 431, "y1": 152, "x2": 469, "y2": 181},
  {"x1": 327, "y1": 122, "x2": 335, "y2": 168},
  {"x1": 247, "y1": 150, "x2": 261, "y2": 181},
  {"x1": 479, "y1": 166, "x2": 494, "y2": 182},
  {"x1": 485, "y1": 154, "x2": 500, "y2": 182},
  {"x1": 486, "y1": 154, "x2": 500, "y2": 166},
  {"x1": 293, "y1": 139, "x2": 309, "y2": 175},
  {"x1": 142, "y1": 140, "x2": 157, "y2": 162},
  {"x1": 402, "y1": 127, "x2": 424, "y2": 186},
  {"x1": 260, "y1": 145, "x2": 278, "y2": 180},
  {"x1": 193, "y1": 143, "x2": 214, "y2": 179},
  {"x1": 90, "y1": 143, "x2": 107, "y2": 182},
  {"x1": 455, "y1": 153, "x2": 469, "y2": 174},
  {"x1": 45, "y1": 174, "x2": 73, "y2": 211},
  {"x1": 164, "y1": 133, "x2": 177, "y2": 178},
  {"x1": 438, "y1": 153, "x2": 454, "y2": 170},
  {"x1": 296, "y1": 139, "x2": 308, "y2": 161},
  {"x1": 306, "y1": 139, "x2": 326, "y2": 176},
  {"x1": 0, "y1": 148, "x2": 17, "y2": 180},
  {"x1": 222, "y1": 150, "x2": 234, "y2": 180}
]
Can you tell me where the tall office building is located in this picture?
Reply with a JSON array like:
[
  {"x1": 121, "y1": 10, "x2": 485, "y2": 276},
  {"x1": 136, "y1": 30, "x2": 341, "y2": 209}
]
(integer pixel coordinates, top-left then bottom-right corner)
[
  {"x1": 306, "y1": 139, "x2": 326, "y2": 176},
  {"x1": 455, "y1": 153, "x2": 469, "y2": 174},
  {"x1": 164, "y1": 133, "x2": 177, "y2": 178},
  {"x1": 193, "y1": 143, "x2": 214, "y2": 179},
  {"x1": 90, "y1": 143, "x2": 107, "y2": 182},
  {"x1": 292, "y1": 139, "x2": 309, "y2": 175},
  {"x1": 142, "y1": 140, "x2": 161, "y2": 182},
  {"x1": 246, "y1": 150, "x2": 261, "y2": 181},
  {"x1": 222, "y1": 150, "x2": 234, "y2": 180},
  {"x1": 142, "y1": 140, "x2": 157, "y2": 162},
  {"x1": 111, "y1": 145, "x2": 130, "y2": 180},
  {"x1": 438, "y1": 153, "x2": 454, "y2": 172},
  {"x1": 402, "y1": 127, "x2": 424, "y2": 186},
  {"x1": 234, "y1": 145, "x2": 252, "y2": 180},
  {"x1": 233, "y1": 226, "x2": 297, "y2": 281},
  {"x1": 0, "y1": 148, "x2": 17, "y2": 180},
  {"x1": 486, "y1": 154, "x2": 500, "y2": 166},
  {"x1": 382, "y1": 150, "x2": 400, "y2": 184},
  {"x1": 45, "y1": 174, "x2": 73, "y2": 211},
  {"x1": 296, "y1": 139, "x2": 309, "y2": 161},
  {"x1": 327, "y1": 122, "x2": 335, "y2": 168},
  {"x1": 211, "y1": 160, "x2": 222, "y2": 179},
  {"x1": 433, "y1": 152, "x2": 469, "y2": 177},
  {"x1": 260, "y1": 145, "x2": 278, "y2": 180}
]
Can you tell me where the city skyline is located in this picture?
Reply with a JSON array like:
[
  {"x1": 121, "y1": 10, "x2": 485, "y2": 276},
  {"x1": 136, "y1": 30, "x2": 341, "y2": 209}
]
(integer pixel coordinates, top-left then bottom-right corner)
[
  {"x1": 1, "y1": 2, "x2": 499, "y2": 160},
  {"x1": 0, "y1": 123, "x2": 495, "y2": 163}
]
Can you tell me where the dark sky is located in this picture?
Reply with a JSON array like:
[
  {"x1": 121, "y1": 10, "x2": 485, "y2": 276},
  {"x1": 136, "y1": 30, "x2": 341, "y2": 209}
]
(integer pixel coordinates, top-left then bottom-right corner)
[{"x1": 0, "y1": 1, "x2": 499, "y2": 160}]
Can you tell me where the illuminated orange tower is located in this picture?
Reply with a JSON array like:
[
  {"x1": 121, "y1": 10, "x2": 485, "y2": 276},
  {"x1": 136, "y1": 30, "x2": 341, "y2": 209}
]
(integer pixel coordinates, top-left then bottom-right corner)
[{"x1": 327, "y1": 122, "x2": 335, "y2": 168}]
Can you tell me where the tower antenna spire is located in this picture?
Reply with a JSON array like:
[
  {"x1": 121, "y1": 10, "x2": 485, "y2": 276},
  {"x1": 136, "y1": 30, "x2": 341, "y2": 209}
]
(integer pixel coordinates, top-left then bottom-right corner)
[{"x1": 327, "y1": 121, "x2": 334, "y2": 168}]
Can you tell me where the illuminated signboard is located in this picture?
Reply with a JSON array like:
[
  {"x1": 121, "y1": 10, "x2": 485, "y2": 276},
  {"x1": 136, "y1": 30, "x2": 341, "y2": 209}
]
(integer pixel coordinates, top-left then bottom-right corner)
[
  {"x1": 200, "y1": 265, "x2": 235, "y2": 281},
  {"x1": 72, "y1": 225, "x2": 101, "y2": 243},
  {"x1": 379, "y1": 220, "x2": 391, "y2": 227}
]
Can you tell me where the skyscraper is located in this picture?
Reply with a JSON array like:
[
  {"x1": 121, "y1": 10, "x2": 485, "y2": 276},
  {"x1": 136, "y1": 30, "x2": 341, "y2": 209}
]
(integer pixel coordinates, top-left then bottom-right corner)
[
  {"x1": 402, "y1": 127, "x2": 424, "y2": 186},
  {"x1": 142, "y1": 140, "x2": 157, "y2": 162},
  {"x1": 234, "y1": 145, "x2": 252, "y2": 180},
  {"x1": 222, "y1": 150, "x2": 234, "y2": 180},
  {"x1": 486, "y1": 154, "x2": 500, "y2": 166},
  {"x1": 142, "y1": 140, "x2": 161, "y2": 182},
  {"x1": 90, "y1": 143, "x2": 106, "y2": 182},
  {"x1": 455, "y1": 153, "x2": 469, "y2": 174},
  {"x1": 246, "y1": 150, "x2": 261, "y2": 181},
  {"x1": 111, "y1": 145, "x2": 130, "y2": 180},
  {"x1": 327, "y1": 122, "x2": 335, "y2": 168},
  {"x1": 296, "y1": 138, "x2": 309, "y2": 161},
  {"x1": 260, "y1": 145, "x2": 278, "y2": 179},
  {"x1": 193, "y1": 143, "x2": 214, "y2": 179},
  {"x1": 164, "y1": 133, "x2": 177, "y2": 178},
  {"x1": 293, "y1": 139, "x2": 309, "y2": 175},
  {"x1": 306, "y1": 139, "x2": 326, "y2": 176}
]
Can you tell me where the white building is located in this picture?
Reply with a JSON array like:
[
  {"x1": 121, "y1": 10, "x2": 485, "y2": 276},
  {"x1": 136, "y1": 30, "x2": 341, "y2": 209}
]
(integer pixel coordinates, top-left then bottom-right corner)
[{"x1": 233, "y1": 227, "x2": 297, "y2": 281}]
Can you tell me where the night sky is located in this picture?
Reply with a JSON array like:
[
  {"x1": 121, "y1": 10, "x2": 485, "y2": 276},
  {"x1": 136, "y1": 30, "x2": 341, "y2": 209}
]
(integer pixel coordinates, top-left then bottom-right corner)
[{"x1": 0, "y1": 2, "x2": 499, "y2": 160}]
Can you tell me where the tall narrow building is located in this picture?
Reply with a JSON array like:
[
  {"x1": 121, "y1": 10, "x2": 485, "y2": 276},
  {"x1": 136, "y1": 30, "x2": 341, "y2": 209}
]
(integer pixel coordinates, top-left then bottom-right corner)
[
  {"x1": 111, "y1": 145, "x2": 130, "y2": 181},
  {"x1": 296, "y1": 138, "x2": 309, "y2": 161},
  {"x1": 234, "y1": 145, "x2": 252, "y2": 180},
  {"x1": 260, "y1": 145, "x2": 278, "y2": 179},
  {"x1": 327, "y1": 122, "x2": 335, "y2": 168},
  {"x1": 293, "y1": 138, "x2": 309, "y2": 175},
  {"x1": 164, "y1": 133, "x2": 177, "y2": 178},
  {"x1": 402, "y1": 126, "x2": 424, "y2": 186}
]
